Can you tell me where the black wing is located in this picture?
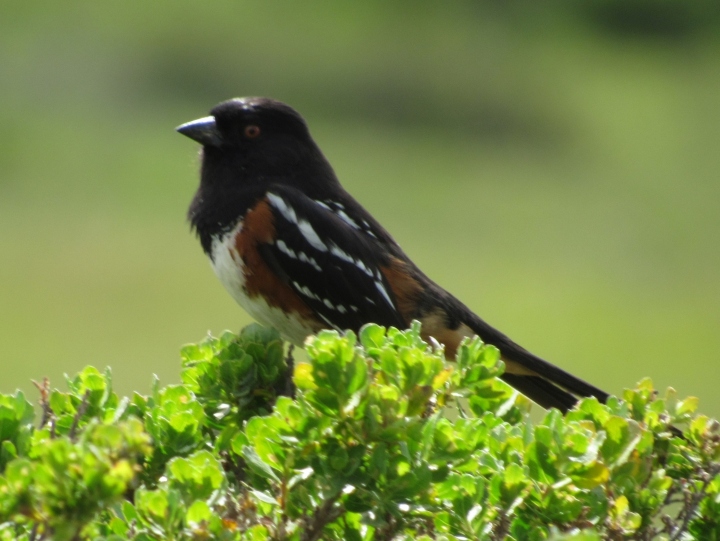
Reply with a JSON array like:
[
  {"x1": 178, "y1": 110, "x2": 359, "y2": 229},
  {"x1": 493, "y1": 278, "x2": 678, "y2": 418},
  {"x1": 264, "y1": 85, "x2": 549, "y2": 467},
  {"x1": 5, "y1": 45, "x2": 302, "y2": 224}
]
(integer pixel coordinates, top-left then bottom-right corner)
[{"x1": 259, "y1": 185, "x2": 407, "y2": 332}]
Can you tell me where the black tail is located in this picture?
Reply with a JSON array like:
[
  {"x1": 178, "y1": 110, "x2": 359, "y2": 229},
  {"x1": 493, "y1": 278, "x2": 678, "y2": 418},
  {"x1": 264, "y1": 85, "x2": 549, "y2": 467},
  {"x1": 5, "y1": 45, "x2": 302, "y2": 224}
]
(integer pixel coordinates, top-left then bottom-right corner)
[{"x1": 465, "y1": 311, "x2": 609, "y2": 413}]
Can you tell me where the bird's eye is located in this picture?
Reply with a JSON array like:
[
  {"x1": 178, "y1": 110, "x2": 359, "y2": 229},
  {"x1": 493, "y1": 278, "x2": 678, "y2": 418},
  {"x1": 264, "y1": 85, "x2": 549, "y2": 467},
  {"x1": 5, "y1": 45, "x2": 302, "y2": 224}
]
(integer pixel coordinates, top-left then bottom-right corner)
[{"x1": 244, "y1": 125, "x2": 261, "y2": 139}]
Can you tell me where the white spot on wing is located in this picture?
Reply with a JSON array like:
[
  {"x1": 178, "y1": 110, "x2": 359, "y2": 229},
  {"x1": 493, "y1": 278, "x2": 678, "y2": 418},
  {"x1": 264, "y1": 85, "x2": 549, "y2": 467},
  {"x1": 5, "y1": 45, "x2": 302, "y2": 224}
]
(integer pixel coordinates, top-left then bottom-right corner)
[
  {"x1": 291, "y1": 281, "x2": 346, "y2": 316},
  {"x1": 329, "y1": 243, "x2": 374, "y2": 278},
  {"x1": 314, "y1": 199, "x2": 362, "y2": 230},
  {"x1": 298, "y1": 251, "x2": 321, "y2": 272},
  {"x1": 276, "y1": 239, "x2": 297, "y2": 259},
  {"x1": 336, "y1": 209, "x2": 360, "y2": 229},
  {"x1": 330, "y1": 244, "x2": 353, "y2": 264},
  {"x1": 293, "y1": 281, "x2": 320, "y2": 301},
  {"x1": 315, "y1": 201, "x2": 331, "y2": 211},
  {"x1": 268, "y1": 192, "x2": 328, "y2": 252},
  {"x1": 268, "y1": 192, "x2": 298, "y2": 225},
  {"x1": 375, "y1": 280, "x2": 395, "y2": 308},
  {"x1": 362, "y1": 220, "x2": 378, "y2": 238},
  {"x1": 354, "y1": 258, "x2": 372, "y2": 277},
  {"x1": 297, "y1": 220, "x2": 327, "y2": 252},
  {"x1": 277, "y1": 239, "x2": 321, "y2": 271}
]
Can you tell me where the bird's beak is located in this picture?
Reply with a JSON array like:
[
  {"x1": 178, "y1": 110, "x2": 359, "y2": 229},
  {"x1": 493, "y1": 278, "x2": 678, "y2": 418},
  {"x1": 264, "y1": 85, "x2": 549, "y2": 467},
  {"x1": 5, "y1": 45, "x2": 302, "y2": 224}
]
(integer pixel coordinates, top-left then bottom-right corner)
[{"x1": 176, "y1": 116, "x2": 222, "y2": 147}]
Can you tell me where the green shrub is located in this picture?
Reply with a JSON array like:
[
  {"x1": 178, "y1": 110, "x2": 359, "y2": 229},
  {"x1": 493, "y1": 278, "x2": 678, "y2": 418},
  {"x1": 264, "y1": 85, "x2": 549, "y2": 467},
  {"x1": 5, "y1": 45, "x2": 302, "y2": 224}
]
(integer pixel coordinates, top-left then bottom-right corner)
[{"x1": 0, "y1": 323, "x2": 718, "y2": 540}]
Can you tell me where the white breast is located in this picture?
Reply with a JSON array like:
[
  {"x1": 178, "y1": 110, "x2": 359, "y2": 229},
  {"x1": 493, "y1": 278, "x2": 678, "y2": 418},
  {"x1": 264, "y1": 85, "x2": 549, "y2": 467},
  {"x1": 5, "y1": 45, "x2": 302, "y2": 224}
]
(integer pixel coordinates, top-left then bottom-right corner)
[{"x1": 209, "y1": 225, "x2": 319, "y2": 345}]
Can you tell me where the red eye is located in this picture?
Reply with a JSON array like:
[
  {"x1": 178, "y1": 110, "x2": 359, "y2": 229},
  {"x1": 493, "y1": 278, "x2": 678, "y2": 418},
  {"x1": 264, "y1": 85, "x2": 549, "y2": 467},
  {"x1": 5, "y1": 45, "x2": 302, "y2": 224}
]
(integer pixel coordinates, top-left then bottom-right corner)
[{"x1": 244, "y1": 125, "x2": 261, "y2": 138}]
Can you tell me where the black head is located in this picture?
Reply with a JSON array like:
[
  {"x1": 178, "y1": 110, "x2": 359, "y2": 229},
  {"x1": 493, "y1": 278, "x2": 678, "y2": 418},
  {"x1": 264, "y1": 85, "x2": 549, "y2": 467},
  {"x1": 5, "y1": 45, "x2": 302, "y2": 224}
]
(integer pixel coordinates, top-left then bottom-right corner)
[
  {"x1": 179, "y1": 97, "x2": 341, "y2": 252},
  {"x1": 177, "y1": 97, "x2": 335, "y2": 182},
  {"x1": 178, "y1": 97, "x2": 308, "y2": 144}
]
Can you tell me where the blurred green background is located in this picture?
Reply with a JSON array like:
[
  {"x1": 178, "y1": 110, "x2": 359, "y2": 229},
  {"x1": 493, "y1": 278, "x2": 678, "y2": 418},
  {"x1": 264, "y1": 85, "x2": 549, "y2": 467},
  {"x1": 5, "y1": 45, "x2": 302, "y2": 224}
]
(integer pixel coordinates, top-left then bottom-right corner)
[{"x1": 1, "y1": 1, "x2": 719, "y2": 415}]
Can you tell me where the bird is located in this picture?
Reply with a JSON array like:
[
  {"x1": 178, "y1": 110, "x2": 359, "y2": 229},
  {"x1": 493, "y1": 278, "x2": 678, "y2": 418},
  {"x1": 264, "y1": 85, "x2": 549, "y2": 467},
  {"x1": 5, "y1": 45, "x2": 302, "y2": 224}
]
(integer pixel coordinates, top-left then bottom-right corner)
[{"x1": 177, "y1": 97, "x2": 609, "y2": 412}]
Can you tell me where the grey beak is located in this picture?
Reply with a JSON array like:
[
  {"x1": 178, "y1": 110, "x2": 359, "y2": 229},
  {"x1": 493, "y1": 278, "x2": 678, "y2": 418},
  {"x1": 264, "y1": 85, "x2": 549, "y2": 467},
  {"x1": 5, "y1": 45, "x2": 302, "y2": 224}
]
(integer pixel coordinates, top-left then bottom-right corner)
[{"x1": 176, "y1": 116, "x2": 222, "y2": 147}]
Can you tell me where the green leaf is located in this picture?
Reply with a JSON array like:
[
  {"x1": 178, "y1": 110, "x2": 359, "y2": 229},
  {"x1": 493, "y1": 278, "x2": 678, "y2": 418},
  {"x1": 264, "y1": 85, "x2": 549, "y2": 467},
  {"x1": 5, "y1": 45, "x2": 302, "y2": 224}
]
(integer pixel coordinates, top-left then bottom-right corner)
[
  {"x1": 251, "y1": 489, "x2": 279, "y2": 506},
  {"x1": 242, "y1": 446, "x2": 280, "y2": 482},
  {"x1": 359, "y1": 323, "x2": 387, "y2": 350},
  {"x1": 167, "y1": 450, "x2": 225, "y2": 501},
  {"x1": 3, "y1": 326, "x2": 720, "y2": 541},
  {"x1": 186, "y1": 500, "x2": 212, "y2": 525}
]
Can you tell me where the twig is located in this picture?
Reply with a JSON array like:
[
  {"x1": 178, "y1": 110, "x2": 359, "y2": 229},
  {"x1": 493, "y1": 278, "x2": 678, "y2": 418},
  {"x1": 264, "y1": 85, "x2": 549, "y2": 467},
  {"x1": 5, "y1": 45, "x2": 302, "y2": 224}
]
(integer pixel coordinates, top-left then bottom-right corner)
[
  {"x1": 29, "y1": 522, "x2": 39, "y2": 541},
  {"x1": 668, "y1": 464, "x2": 720, "y2": 541},
  {"x1": 277, "y1": 475, "x2": 289, "y2": 540},
  {"x1": 282, "y1": 344, "x2": 296, "y2": 399},
  {"x1": 300, "y1": 494, "x2": 342, "y2": 541},
  {"x1": 33, "y1": 378, "x2": 53, "y2": 430},
  {"x1": 491, "y1": 509, "x2": 511, "y2": 541},
  {"x1": 375, "y1": 514, "x2": 399, "y2": 541},
  {"x1": 68, "y1": 390, "x2": 91, "y2": 441}
]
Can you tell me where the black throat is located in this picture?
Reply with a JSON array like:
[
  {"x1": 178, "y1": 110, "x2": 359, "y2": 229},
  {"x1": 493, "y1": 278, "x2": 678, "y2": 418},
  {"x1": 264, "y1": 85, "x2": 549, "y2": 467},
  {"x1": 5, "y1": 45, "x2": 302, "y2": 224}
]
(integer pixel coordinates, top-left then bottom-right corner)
[
  {"x1": 188, "y1": 144, "x2": 342, "y2": 256},
  {"x1": 187, "y1": 148, "x2": 267, "y2": 256}
]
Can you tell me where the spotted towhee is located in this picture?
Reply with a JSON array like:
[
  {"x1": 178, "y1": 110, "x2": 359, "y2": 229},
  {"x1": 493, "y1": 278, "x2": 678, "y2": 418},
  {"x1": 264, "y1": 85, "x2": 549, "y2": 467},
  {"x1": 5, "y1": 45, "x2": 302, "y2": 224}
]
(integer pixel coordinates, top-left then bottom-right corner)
[{"x1": 177, "y1": 97, "x2": 609, "y2": 412}]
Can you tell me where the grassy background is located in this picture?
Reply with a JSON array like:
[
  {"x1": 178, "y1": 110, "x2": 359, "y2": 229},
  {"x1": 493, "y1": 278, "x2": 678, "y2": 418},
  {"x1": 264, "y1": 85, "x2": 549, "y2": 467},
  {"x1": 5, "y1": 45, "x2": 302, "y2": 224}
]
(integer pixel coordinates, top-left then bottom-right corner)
[{"x1": 1, "y1": 1, "x2": 719, "y2": 415}]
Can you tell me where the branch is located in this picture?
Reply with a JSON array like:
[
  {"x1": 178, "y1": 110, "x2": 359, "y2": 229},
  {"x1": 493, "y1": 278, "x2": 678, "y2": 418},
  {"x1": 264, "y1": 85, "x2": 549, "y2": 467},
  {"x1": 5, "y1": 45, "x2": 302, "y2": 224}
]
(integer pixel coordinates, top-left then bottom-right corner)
[
  {"x1": 274, "y1": 344, "x2": 296, "y2": 400},
  {"x1": 300, "y1": 494, "x2": 342, "y2": 541},
  {"x1": 668, "y1": 463, "x2": 720, "y2": 541},
  {"x1": 68, "y1": 390, "x2": 91, "y2": 441},
  {"x1": 33, "y1": 378, "x2": 54, "y2": 433}
]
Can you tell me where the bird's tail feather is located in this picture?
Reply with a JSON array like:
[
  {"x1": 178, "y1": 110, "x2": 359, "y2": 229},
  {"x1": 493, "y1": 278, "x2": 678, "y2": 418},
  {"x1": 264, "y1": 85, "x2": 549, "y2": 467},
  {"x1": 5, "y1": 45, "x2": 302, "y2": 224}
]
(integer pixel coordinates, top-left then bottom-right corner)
[
  {"x1": 463, "y1": 310, "x2": 609, "y2": 413},
  {"x1": 502, "y1": 373, "x2": 579, "y2": 412}
]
